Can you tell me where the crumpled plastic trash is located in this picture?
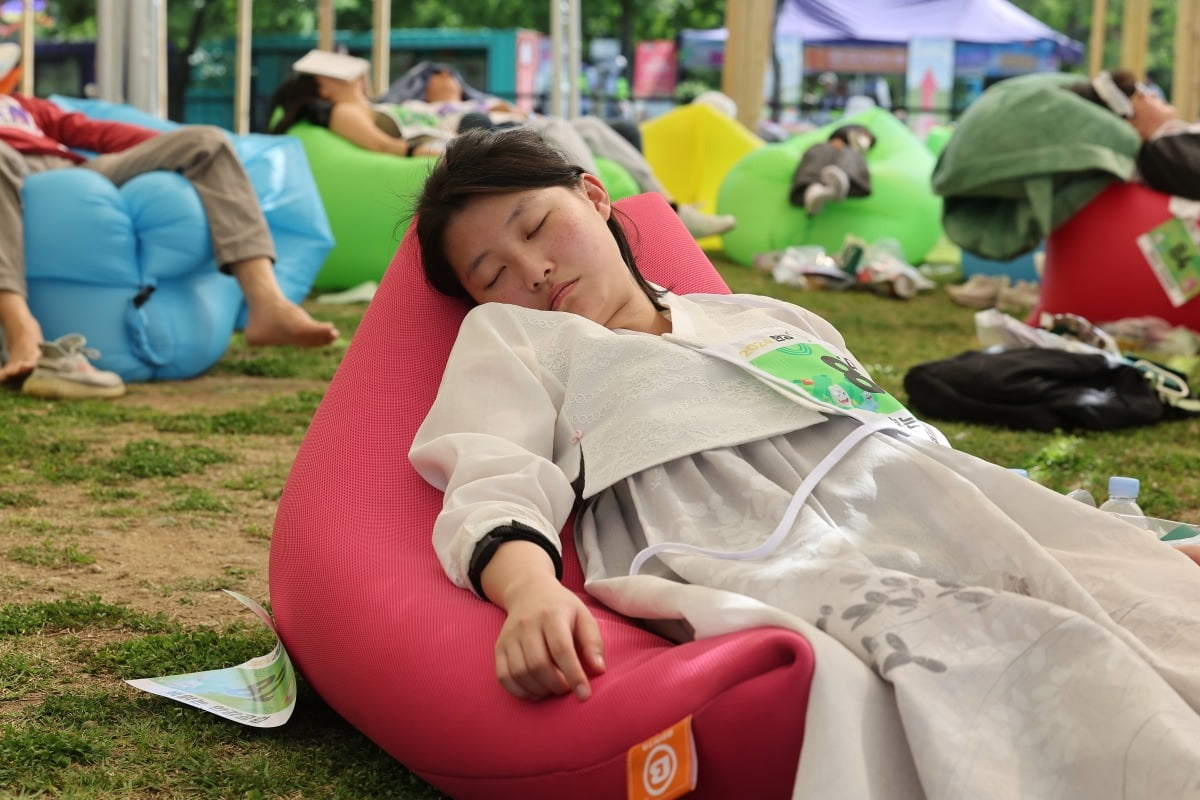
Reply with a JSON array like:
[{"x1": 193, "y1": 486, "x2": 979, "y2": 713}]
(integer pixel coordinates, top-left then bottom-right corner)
[{"x1": 853, "y1": 237, "x2": 937, "y2": 298}]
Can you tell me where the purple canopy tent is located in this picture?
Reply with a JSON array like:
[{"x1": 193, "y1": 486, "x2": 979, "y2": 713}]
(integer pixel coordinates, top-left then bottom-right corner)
[{"x1": 775, "y1": 0, "x2": 1082, "y2": 61}]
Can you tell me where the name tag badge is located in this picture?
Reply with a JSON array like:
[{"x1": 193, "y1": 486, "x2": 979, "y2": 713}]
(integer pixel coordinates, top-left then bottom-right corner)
[{"x1": 700, "y1": 328, "x2": 945, "y2": 445}]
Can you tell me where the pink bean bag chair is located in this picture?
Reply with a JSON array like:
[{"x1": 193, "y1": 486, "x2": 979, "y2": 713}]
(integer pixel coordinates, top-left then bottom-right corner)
[
  {"x1": 1033, "y1": 182, "x2": 1200, "y2": 331},
  {"x1": 270, "y1": 193, "x2": 815, "y2": 799}
]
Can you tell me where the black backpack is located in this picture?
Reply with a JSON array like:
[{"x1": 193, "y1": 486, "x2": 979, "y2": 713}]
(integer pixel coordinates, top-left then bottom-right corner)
[{"x1": 903, "y1": 348, "x2": 1193, "y2": 431}]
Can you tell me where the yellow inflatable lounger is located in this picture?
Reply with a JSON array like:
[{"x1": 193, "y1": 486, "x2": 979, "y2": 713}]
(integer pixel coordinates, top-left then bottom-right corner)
[
  {"x1": 288, "y1": 121, "x2": 641, "y2": 290},
  {"x1": 718, "y1": 107, "x2": 943, "y2": 268},
  {"x1": 641, "y1": 103, "x2": 764, "y2": 250}
]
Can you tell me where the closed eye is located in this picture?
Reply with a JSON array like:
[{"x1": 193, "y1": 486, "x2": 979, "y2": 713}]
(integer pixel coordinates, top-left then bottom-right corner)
[
  {"x1": 526, "y1": 214, "x2": 548, "y2": 240},
  {"x1": 484, "y1": 266, "x2": 505, "y2": 289}
]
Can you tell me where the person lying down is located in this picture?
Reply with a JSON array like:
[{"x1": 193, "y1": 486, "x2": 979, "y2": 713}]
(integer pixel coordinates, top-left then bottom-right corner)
[{"x1": 408, "y1": 127, "x2": 1200, "y2": 799}]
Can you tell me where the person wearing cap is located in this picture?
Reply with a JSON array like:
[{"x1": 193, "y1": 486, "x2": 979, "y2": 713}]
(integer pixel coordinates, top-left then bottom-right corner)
[
  {"x1": 0, "y1": 43, "x2": 338, "y2": 399},
  {"x1": 1067, "y1": 69, "x2": 1200, "y2": 201}
]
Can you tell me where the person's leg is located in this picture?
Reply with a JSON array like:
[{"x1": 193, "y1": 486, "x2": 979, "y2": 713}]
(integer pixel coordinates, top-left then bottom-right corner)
[
  {"x1": 0, "y1": 144, "x2": 74, "y2": 380},
  {"x1": 84, "y1": 127, "x2": 336, "y2": 347},
  {"x1": 523, "y1": 116, "x2": 599, "y2": 173},
  {"x1": 568, "y1": 115, "x2": 735, "y2": 238},
  {"x1": 230, "y1": 256, "x2": 339, "y2": 347},
  {"x1": 602, "y1": 118, "x2": 642, "y2": 153},
  {"x1": 569, "y1": 115, "x2": 668, "y2": 196},
  {"x1": 801, "y1": 165, "x2": 851, "y2": 216}
]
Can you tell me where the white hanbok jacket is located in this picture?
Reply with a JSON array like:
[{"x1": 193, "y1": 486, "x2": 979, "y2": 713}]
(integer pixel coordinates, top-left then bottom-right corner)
[{"x1": 410, "y1": 291, "x2": 859, "y2": 590}]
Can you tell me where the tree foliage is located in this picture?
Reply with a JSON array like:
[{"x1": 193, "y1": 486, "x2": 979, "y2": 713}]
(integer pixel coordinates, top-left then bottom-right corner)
[
  {"x1": 1008, "y1": 0, "x2": 1177, "y2": 86},
  {"x1": 40, "y1": 0, "x2": 1183, "y2": 104}
]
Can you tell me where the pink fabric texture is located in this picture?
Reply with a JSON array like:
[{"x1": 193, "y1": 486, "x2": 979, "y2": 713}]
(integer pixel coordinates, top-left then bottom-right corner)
[
  {"x1": 1034, "y1": 182, "x2": 1200, "y2": 330},
  {"x1": 270, "y1": 192, "x2": 814, "y2": 799}
]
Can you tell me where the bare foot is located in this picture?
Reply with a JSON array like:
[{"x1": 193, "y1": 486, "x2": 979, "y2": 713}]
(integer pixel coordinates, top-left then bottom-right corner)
[
  {"x1": 0, "y1": 318, "x2": 43, "y2": 382},
  {"x1": 243, "y1": 298, "x2": 339, "y2": 348}
]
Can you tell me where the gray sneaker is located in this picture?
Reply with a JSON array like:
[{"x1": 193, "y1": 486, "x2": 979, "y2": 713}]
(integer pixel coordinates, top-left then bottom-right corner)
[{"x1": 21, "y1": 334, "x2": 126, "y2": 400}]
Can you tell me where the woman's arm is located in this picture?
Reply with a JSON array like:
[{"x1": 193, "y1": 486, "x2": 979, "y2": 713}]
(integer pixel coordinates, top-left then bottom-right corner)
[
  {"x1": 481, "y1": 540, "x2": 606, "y2": 700},
  {"x1": 327, "y1": 101, "x2": 411, "y2": 156},
  {"x1": 1136, "y1": 132, "x2": 1200, "y2": 202},
  {"x1": 411, "y1": 307, "x2": 603, "y2": 701}
]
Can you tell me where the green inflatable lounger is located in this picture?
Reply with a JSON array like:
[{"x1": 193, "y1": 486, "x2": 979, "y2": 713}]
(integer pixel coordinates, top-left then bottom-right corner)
[
  {"x1": 288, "y1": 121, "x2": 640, "y2": 290},
  {"x1": 718, "y1": 107, "x2": 943, "y2": 268}
]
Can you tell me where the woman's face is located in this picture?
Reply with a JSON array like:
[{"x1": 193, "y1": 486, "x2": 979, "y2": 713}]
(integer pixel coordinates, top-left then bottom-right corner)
[
  {"x1": 1130, "y1": 90, "x2": 1177, "y2": 140},
  {"x1": 425, "y1": 71, "x2": 464, "y2": 103},
  {"x1": 315, "y1": 75, "x2": 365, "y2": 104},
  {"x1": 442, "y1": 175, "x2": 663, "y2": 333}
]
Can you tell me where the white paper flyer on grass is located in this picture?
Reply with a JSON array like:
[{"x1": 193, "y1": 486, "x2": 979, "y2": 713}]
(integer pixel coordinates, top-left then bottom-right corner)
[{"x1": 126, "y1": 590, "x2": 296, "y2": 728}]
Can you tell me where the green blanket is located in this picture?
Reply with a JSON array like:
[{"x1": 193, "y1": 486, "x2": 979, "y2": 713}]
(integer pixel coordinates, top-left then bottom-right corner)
[{"x1": 931, "y1": 73, "x2": 1140, "y2": 260}]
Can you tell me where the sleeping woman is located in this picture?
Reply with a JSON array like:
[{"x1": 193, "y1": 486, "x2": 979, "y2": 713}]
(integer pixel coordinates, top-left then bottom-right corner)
[{"x1": 408, "y1": 127, "x2": 1200, "y2": 798}]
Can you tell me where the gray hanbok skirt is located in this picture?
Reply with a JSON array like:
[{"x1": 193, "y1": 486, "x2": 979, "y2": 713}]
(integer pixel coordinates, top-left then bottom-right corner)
[{"x1": 577, "y1": 415, "x2": 1200, "y2": 799}]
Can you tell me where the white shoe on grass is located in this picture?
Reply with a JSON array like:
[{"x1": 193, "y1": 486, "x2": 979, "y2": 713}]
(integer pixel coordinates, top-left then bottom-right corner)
[
  {"x1": 21, "y1": 334, "x2": 126, "y2": 400},
  {"x1": 677, "y1": 204, "x2": 736, "y2": 238}
]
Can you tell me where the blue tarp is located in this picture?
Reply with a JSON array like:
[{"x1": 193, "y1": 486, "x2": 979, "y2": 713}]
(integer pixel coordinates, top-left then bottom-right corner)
[{"x1": 776, "y1": 0, "x2": 1083, "y2": 62}]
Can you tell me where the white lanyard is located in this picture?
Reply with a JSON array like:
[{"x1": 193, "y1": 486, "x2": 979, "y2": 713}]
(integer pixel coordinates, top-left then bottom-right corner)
[{"x1": 629, "y1": 416, "x2": 901, "y2": 576}]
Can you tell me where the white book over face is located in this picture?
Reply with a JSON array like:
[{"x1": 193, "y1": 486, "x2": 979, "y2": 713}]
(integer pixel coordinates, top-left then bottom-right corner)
[{"x1": 292, "y1": 49, "x2": 369, "y2": 82}]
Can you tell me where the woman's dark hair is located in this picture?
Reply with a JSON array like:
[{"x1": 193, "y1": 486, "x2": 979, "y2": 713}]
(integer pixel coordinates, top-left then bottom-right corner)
[
  {"x1": 267, "y1": 73, "x2": 321, "y2": 135},
  {"x1": 415, "y1": 127, "x2": 664, "y2": 310},
  {"x1": 1065, "y1": 69, "x2": 1138, "y2": 113}
]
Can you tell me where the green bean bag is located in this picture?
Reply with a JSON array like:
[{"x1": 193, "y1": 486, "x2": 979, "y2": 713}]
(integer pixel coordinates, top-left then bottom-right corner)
[
  {"x1": 287, "y1": 121, "x2": 641, "y2": 290},
  {"x1": 717, "y1": 107, "x2": 943, "y2": 267},
  {"x1": 924, "y1": 125, "x2": 953, "y2": 157}
]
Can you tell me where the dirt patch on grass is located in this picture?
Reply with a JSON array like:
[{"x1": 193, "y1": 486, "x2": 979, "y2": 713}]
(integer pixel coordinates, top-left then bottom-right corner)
[{"x1": 2, "y1": 375, "x2": 327, "y2": 629}]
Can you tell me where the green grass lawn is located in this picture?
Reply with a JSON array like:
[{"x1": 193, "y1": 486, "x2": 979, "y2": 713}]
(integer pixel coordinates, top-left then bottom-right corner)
[{"x1": 1, "y1": 256, "x2": 1197, "y2": 799}]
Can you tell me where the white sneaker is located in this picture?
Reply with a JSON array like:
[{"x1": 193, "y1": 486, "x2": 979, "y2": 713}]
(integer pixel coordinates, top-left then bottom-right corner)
[
  {"x1": 804, "y1": 166, "x2": 851, "y2": 216},
  {"x1": 677, "y1": 204, "x2": 736, "y2": 238},
  {"x1": 946, "y1": 274, "x2": 1010, "y2": 310},
  {"x1": 21, "y1": 334, "x2": 126, "y2": 400},
  {"x1": 996, "y1": 280, "x2": 1040, "y2": 314},
  {"x1": 818, "y1": 165, "x2": 851, "y2": 199},
  {"x1": 803, "y1": 183, "x2": 838, "y2": 216}
]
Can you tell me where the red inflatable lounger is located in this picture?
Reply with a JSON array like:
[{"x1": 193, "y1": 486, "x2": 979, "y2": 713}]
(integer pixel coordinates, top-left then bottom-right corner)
[
  {"x1": 1034, "y1": 182, "x2": 1200, "y2": 331},
  {"x1": 270, "y1": 193, "x2": 814, "y2": 799}
]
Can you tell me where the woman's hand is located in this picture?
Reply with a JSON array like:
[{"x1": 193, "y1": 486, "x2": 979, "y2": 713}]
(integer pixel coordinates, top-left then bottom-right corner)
[{"x1": 481, "y1": 540, "x2": 606, "y2": 701}]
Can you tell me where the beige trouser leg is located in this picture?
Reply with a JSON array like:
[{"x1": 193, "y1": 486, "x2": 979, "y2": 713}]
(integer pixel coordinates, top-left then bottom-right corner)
[
  {"x1": 82, "y1": 125, "x2": 275, "y2": 270},
  {"x1": 0, "y1": 141, "x2": 74, "y2": 296},
  {"x1": 569, "y1": 115, "x2": 671, "y2": 197}
]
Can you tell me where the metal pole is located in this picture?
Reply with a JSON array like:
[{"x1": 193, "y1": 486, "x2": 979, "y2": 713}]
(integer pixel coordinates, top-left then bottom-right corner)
[
  {"x1": 234, "y1": 0, "x2": 252, "y2": 134},
  {"x1": 1088, "y1": 0, "x2": 1107, "y2": 76},
  {"x1": 318, "y1": 0, "x2": 335, "y2": 52},
  {"x1": 372, "y1": 0, "x2": 390, "y2": 98},
  {"x1": 19, "y1": 0, "x2": 34, "y2": 95},
  {"x1": 550, "y1": 0, "x2": 563, "y2": 117},
  {"x1": 567, "y1": 0, "x2": 581, "y2": 118},
  {"x1": 128, "y1": 0, "x2": 163, "y2": 115},
  {"x1": 157, "y1": 0, "x2": 168, "y2": 115},
  {"x1": 96, "y1": 0, "x2": 126, "y2": 103}
]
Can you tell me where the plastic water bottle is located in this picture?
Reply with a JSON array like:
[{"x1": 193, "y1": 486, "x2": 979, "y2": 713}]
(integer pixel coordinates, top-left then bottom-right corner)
[
  {"x1": 1065, "y1": 488, "x2": 1097, "y2": 507},
  {"x1": 1099, "y1": 476, "x2": 1149, "y2": 530}
]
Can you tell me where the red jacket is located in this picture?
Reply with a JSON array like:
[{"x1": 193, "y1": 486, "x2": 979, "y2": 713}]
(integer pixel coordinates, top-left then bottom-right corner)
[{"x1": 0, "y1": 93, "x2": 158, "y2": 163}]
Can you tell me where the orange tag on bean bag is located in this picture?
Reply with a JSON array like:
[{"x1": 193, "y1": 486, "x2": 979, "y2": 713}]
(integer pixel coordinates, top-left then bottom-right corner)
[{"x1": 626, "y1": 715, "x2": 697, "y2": 799}]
